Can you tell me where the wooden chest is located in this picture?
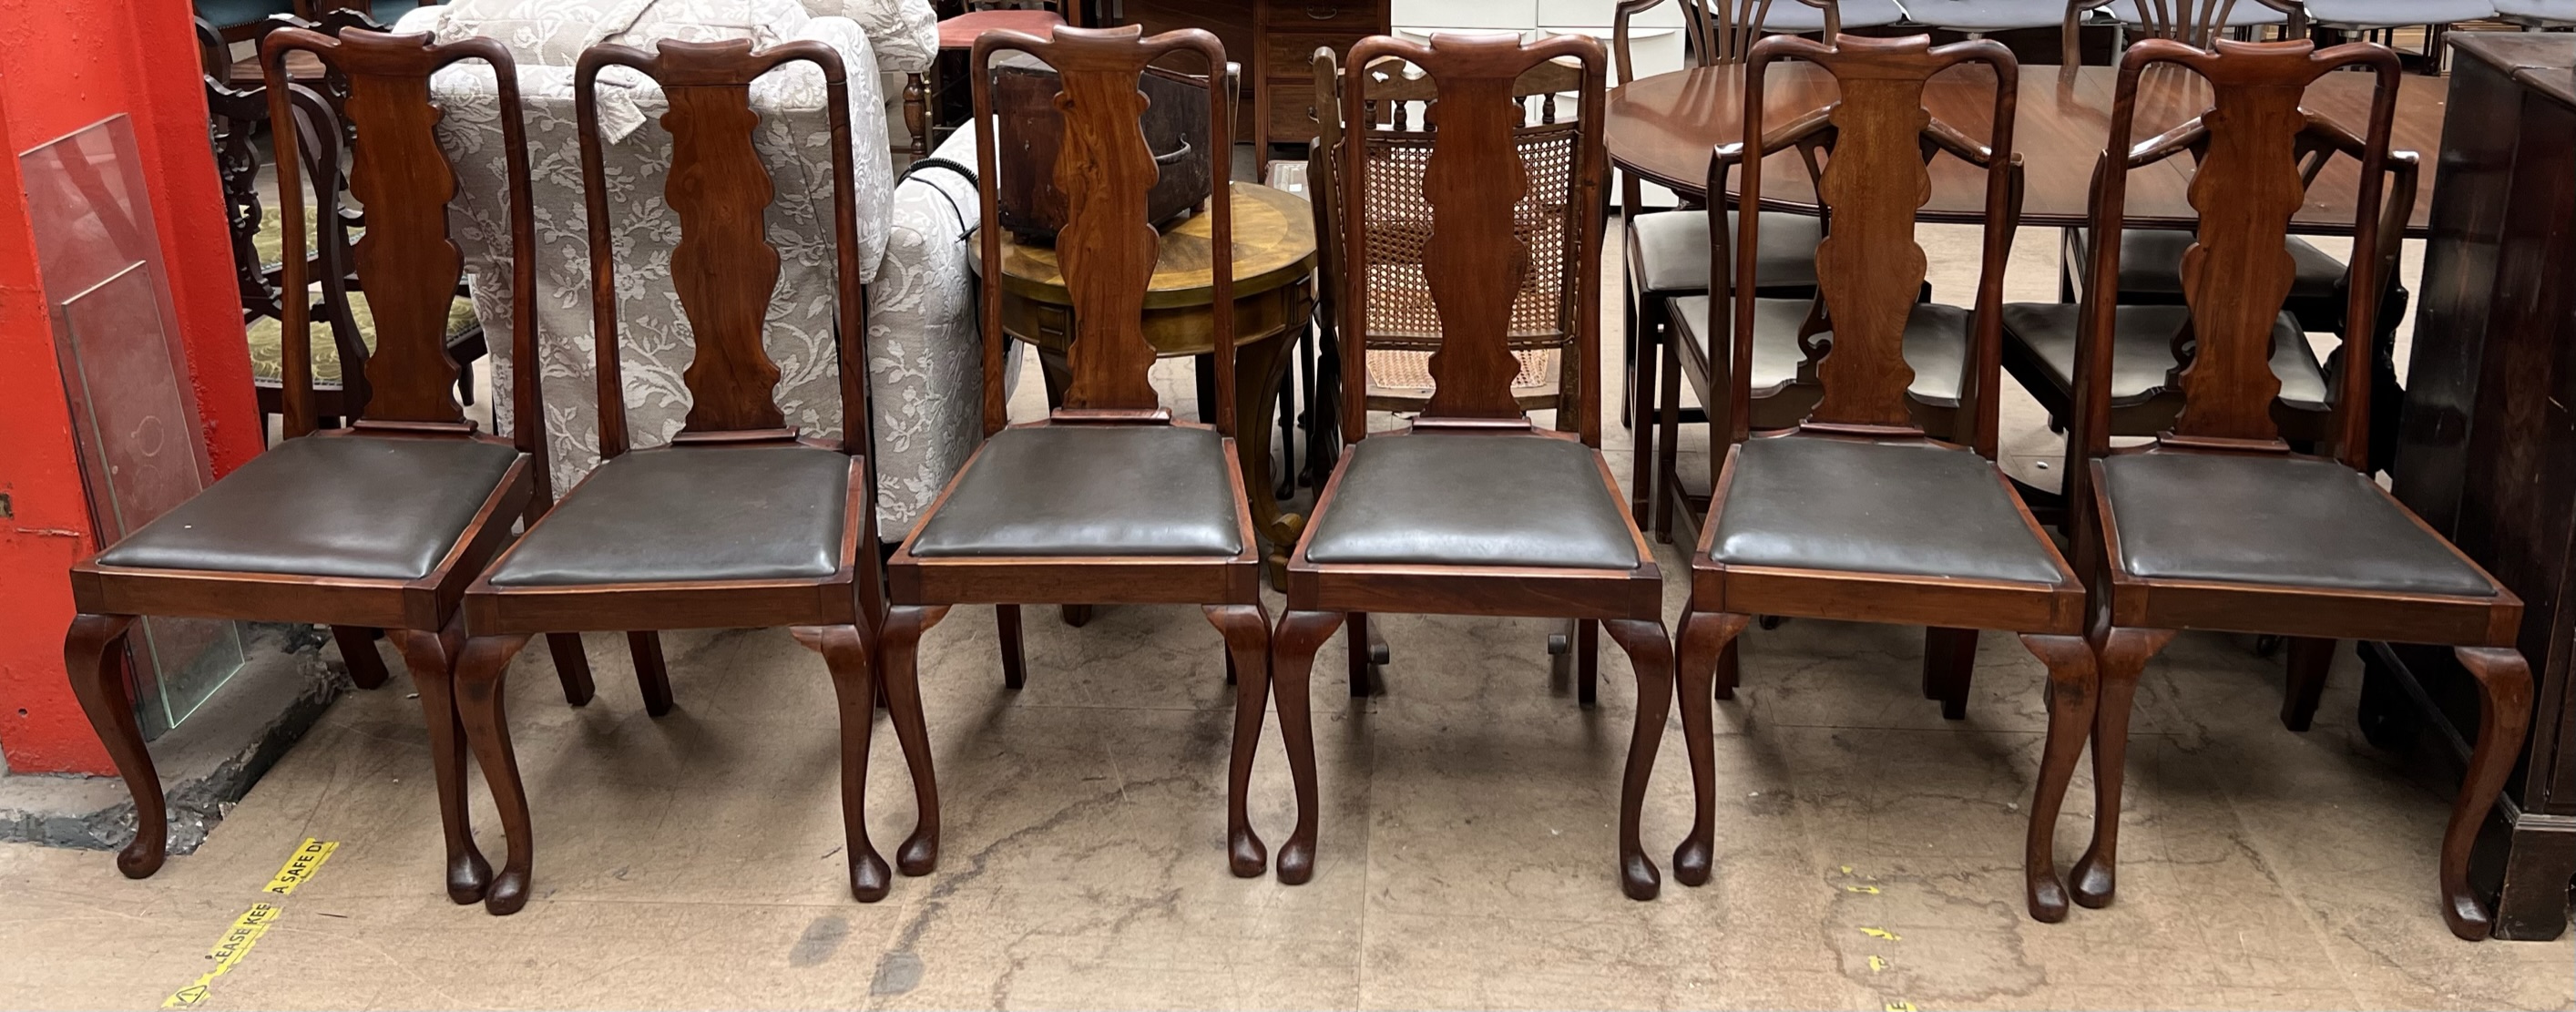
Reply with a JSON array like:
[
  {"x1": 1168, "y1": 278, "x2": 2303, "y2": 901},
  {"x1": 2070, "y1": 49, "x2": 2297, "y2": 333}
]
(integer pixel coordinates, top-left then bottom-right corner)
[{"x1": 1252, "y1": 0, "x2": 1391, "y2": 166}]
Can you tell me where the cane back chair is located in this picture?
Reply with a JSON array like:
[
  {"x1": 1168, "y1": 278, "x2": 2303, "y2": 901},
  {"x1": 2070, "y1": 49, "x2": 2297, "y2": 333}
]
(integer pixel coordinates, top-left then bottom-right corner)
[
  {"x1": 64, "y1": 26, "x2": 594, "y2": 905},
  {"x1": 1273, "y1": 31, "x2": 1681, "y2": 901},
  {"x1": 881, "y1": 24, "x2": 1274, "y2": 885},
  {"x1": 451, "y1": 37, "x2": 895, "y2": 915},
  {"x1": 2064, "y1": 37, "x2": 2532, "y2": 942},
  {"x1": 1307, "y1": 46, "x2": 1619, "y2": 702},
  {"x1": 1309, "y1": 50, "x2": 1590, "y2": 419}
]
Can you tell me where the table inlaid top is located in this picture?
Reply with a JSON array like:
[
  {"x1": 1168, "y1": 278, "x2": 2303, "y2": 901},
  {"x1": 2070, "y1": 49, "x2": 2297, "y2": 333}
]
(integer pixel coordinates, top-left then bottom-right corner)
[{"x1": 985, "y1": 182, "x2": 1319, "y2": 309}]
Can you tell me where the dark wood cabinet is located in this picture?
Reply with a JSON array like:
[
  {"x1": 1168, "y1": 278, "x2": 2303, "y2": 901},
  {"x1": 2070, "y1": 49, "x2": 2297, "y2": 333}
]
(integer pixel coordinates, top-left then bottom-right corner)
[
  {"x1": 2366, "y1": 32, "x2": 2576, "y2": 943},
  {"x1": 1121, "y1": 0, "x2": 1388, "y2": 160}
]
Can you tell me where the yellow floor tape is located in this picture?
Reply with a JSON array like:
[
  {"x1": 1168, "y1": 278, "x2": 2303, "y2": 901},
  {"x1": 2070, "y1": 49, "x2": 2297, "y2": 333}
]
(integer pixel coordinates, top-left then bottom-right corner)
[{"x1": 163, "y1": 839, "x2": 337, "y2": 1008}]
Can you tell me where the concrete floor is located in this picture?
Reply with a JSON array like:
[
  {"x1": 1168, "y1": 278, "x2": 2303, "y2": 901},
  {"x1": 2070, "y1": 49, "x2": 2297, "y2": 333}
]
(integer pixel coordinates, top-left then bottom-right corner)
[{"x1": 2, "y1": 218, "x2": 2569, "y2": 1010}]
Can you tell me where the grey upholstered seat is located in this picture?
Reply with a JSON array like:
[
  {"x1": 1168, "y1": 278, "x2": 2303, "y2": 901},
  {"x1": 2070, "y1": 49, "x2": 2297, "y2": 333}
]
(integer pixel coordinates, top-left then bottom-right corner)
[
  {"x1": 1759, "y1": 0, "x2": 1908, "y2": 29},
  {"x1": 1303, "y1": 433, "x2": 1639, "y2": 569},
  {"x1": 1901, "y1": 0, "x2": 2083, "y2": 30},
  {"x1": 2094, "y1": 228, "x2": 2347, "y2": 299},
  {"x1": 1627, "y1": 210, "x2": 1823, "y2": 294},
  {"x1": 2101, "y1": 453, "x2": 2495, "y2": 597},
  {"x1": 1998, "y1": 303, "x2": 2326, "y2": 408},
  {"x1": 2493, "y1": 0, "x2": 2576, "y2": 19},
  {"x1": 905, "y1": 424, "x2": 1243, "y2": 558},
  {"x1": 2101, "y1": 0, "x2": 2292, "y2": 25},
  {"x1": 1671, "y1": 296, "x2": 1969, "y2": 405},
  {"x1": 1712, "y1": 436, "x2": 2066, "y2": 583},
  {"x1": 96, "y1": 434, "x2": 520, "y2": 581},
  {"x1": 2304, "y1": 0, "x2": 2495, "y2": 26},
  {"x1": 486, "y1": 445, "x2": 851, "y2": 587}
]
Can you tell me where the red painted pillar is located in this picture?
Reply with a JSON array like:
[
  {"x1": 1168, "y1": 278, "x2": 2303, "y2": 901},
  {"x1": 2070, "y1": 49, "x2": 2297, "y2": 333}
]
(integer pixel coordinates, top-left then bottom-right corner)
[{"x1": 0, "y1": 0, "x2": 261, "y2": 774}]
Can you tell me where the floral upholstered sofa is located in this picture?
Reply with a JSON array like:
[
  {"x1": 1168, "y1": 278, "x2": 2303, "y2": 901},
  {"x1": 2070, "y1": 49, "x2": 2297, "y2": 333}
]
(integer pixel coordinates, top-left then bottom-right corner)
[{"x1": 397, "y1": 0, "x2": 987, "y2": 536}]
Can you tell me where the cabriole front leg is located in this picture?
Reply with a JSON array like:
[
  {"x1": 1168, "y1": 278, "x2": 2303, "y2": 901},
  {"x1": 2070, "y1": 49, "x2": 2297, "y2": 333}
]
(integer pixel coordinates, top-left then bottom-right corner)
[
  {"x1": 1672, "y1": 609, "x2": 1749, "y2": 888},
  {"x1": 1206, "y1": 603, "x2": 1272, "y2": 877},
  {"x1": 1271, "y1": 609, "x2": 1343, "y2": 885},
  {"x1": 2442, "y1": 646, "x2": 2534, "y2": 941},
  {"x1": 64, "y1": 614, "x2": 153, "y2": 877},
  {"x1": 395, "y1": 619, "x2": 490, "y2": 905},
  {"x1": 2019, "y1": 632, "x2": 2094, "y2": 923},
  {"x1": 454, "y1": 633, "x2": 537, "y2": 915},
  {"x1": 1606, "y1": 618, "x2": 1675, "y2": 901}
]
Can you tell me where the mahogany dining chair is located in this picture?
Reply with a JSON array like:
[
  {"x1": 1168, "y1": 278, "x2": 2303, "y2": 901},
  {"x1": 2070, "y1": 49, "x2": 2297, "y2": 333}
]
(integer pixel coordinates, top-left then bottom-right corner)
[
  {"x1": 877, "y1": 24, "x2": 1275, "y2": 887},
  {"x1": 450, "y1": 36, "x2": 899, "y2": 915},
  {"x1": 1667, "y1": 31, "x2": 2099, "y2": 922},
  {"x1": 63, "y1": 25, "x2": 598, "y2": 906},
  {"x1": 1272, "y1": 30, "x2": 1682, "y2": 902},
  {"x1": 2060, "y1": 37, "x2": 2533, "y2": 942}
]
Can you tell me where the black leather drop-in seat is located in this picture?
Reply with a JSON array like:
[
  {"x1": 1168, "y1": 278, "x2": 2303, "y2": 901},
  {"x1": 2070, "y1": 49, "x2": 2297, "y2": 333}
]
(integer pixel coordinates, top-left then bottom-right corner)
[
  {"x1": 487, "y1": 445, "x2": 851, "y2": 587},
  {"x1": 1629, "y1": 210, "x2": 1823, "y2": 294},
  {"x1": 2100, "y1": 452, "x2": 2496, "y2": 597},
  {"x1": 906, "y1": 424, "x2": 1243, "y2": 558},
  {"x1": 2096, "y1": 228, "x2": 2347, "y2": 299},
  {"x1": 1303, "y1": 433, "x2": 1639, "y2": 569},
  {"x1": 1712, "y1": 436, "x2": 2066, "y2": 584},
  {"x1": 97, "y1": 434, "x2": 519, "y2": 581},
  {"x1": 1670, "y1": 297, "x2": 1969, "y2": 404},
  {"x1": 1999, "y1": 303, "x2": 2326, "y2": 407}
]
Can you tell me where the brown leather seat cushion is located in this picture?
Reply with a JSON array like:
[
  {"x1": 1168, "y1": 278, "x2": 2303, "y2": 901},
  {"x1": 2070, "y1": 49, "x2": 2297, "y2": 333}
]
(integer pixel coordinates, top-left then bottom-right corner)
[
  {"x1": 1998, "y1": 303, "x2": 2326, "y2": 408},
  {"x1": 906, "y1": 424, "x2": 1243, "y2": 558},
  {"x1": 1628, "y1": 209, "x2": 1822, "y2": 294},
  {"x1": 2101, "y1": 453, "x2": 2495, "y2": 597},
  {"x1": 487, "y1": 445, "x2": 852, "y2": 587},
  {"x1": 1303, "y1": 433, "x2": 1639, "y2": 569},
  {"x1": 1671, "y1": 296, "x2": 1968, "y2": 405},
  {"x1": 96, "y1": 434, "x2": 518, "y2": 581},
  {"x1": 1712, "y1": 435, "x2": 2066, "y2": 584}
]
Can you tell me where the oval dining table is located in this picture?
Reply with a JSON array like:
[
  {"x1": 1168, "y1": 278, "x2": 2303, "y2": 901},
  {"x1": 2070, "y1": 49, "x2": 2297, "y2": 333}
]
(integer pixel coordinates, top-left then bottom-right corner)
[{"x1": 1606, "y1": 62, "x2": 2449, "y2": 237}]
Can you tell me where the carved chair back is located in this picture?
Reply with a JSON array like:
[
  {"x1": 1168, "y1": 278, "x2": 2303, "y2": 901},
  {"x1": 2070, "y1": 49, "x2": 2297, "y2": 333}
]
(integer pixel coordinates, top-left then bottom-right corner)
[
  {"x1": 573, "y1": 38, "x2": 873, "y2": 464},
  {"x1": 2068, "y1": 37, "x2": 2400, "y2": 502},
  {"x1": 2077, "y1": 0, "x2": 2309, "y2": 48},
  {"x1": 1614, "y1": 0, "x2": 1842, "y2": 82},
  {"x1": 1714, "y1": 34, "x2": 2024, "y2": 455},
  {"x1": 1312, "y1": 47, "x2": 1590, "y2": 416},
  {"x1": 1329, "y1": 32, "x2": 1609, "y2": 447},
  {"x1": 968, "y1": 25, "x2": 1233, "y2": 434},
  {"x1": 2096, "y1": 109, "x2": 2417, "y2": 432},
  {"x1": 261, "y1": 26, "x2": 538, "y2": 452}
]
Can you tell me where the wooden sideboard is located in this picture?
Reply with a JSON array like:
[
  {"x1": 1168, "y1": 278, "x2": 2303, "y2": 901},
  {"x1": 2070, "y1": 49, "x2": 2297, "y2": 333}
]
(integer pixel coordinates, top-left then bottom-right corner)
[
  {"x1": 1121, "y1": 0, "x2": 1390, "y2": 165},
  {"x1": 2366, "y1": 31, "x2": 2576, "y2": 943}
]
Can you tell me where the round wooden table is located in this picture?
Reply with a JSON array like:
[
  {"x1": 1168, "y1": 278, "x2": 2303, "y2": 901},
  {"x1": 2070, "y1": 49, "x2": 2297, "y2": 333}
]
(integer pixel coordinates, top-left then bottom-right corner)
[
  {"x1": 976, "y1": 181, "x2": 1317, "y2": 583},
  {"x1": 1605, "y1": 63, "x2": 2448, "y2": 236}
]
